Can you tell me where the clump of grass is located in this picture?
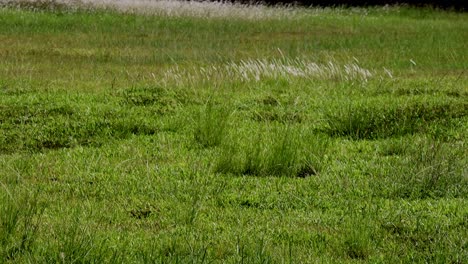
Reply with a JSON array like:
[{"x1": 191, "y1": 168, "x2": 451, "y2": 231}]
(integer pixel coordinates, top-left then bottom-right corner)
[
  {"x1": 120, "y1": 85, "x2": 186, "y2": 114},
  {"x1": 47, "y1": 220, "x2": 105, "y2": 263},
  {"x1": 375, "y1": 137, "x2": 467, "y2": 199},
  {"x1": 193, "y1": 99, "x2": 231, "y2": 148},
  {"x1": 250, "y1": 95, "x2": 304, "y2": 124},
  {"x1": 339, "y1": 205, "x2": 380, "y2": 261},
  {"x1": 35, "y1": 213, "x2": 126, "y2": 263},
  {"x1": 324, "y1": 99, "x2": 467, "y2": 140},
  {"x1": 0, "y1": 188, "x2": 43, "y2": 261},
  {"x1": 397, "y1": 139, "x2": 466, "y2": 199},
  {"x1": 239, "y1": 126, "x2": 298, "y2": 177},
  {"x1": 162, "y1": 59, "x2": 374, "y2": 86},
  {"x1": 0, "y1": 102, "x2": 159, "y2": 154},
  {"x1": 216, "y1": 125, "x2": 329, "y2": 177},
  {"x1": 342, "y1": 226, "x2": 372, "y2": 260}
]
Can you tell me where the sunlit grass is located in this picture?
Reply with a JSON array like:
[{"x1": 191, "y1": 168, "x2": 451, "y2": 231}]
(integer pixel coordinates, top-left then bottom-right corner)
[{"x1": 0, "y1": 1, "x2": 467, "y2": 262}]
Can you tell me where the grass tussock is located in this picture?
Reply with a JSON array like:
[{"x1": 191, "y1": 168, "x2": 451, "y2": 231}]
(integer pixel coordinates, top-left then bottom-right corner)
[
  {"x1": 392, "y1": 138, "x2": 467, "y2": 199},
  {"x1": 193, "y1": 99, "x2": 232, "y2": 148},
  {"x1": 216, "y1": 126, "x2": 329, "y2": 177},
  {"x1": 0, "y1": 101, "x2": 158, "y2": 154},
  {"x1": 324, "y1": 99, "x2": 467, "y2": 140},
  {"x1": 120, "y1": 85, "x2": 187, "y2": 114},
  {"x1": 370, "y1": 137, "x2": 467, "y2": 199}
]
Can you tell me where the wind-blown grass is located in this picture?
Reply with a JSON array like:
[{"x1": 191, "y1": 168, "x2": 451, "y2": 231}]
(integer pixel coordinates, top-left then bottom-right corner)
[
  {"x1": 0, "y1": 0, "x2": 303, "y2": 19},
  {"x1": 162, "y1": 58, "x2": 375, "y2": 87}
]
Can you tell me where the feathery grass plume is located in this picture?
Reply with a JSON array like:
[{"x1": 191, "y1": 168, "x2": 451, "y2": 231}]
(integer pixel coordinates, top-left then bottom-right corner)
[
  {"x1": 0, "y1": 0, "x2": 84, "y2": 11},
  {"x1": 161, "y1": 59, "x2": 375, "y2": 87},
  {"x1": 1, "y1": 0, "x2": 305, "y2": 20},
  {"x1": 226, "y1": 59, "x2": 373, "y2": 82},
  {"x1": 1, "y1": 0, "x2": 412, "y2": 20}
]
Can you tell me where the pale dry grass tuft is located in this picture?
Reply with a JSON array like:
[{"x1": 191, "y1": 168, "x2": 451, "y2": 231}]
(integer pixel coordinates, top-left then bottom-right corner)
[
  {"x1": 161, "y1": 58, "x2": 376, "y2": 86},
  {"x1": 1, "y1": 0, "x2": 307, "y2": 20}
]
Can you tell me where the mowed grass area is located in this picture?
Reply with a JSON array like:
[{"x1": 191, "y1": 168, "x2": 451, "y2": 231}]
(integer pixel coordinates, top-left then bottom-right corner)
[{"x1": 1, "y1": 2, "x2": 467, "y2": 263}]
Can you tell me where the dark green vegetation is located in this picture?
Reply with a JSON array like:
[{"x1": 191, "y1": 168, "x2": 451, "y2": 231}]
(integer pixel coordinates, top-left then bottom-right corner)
[{"x1": 0, "y1": 3, "x2": 467, "y2": 263}]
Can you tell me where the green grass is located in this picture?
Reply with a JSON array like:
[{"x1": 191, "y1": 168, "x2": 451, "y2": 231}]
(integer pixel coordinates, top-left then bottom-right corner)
[
  {"x1": 194, "y1": 98, "x2": 231, "y2": 148},
  {"x1": 324, "y1": 97, "x2": 467, "y2": 139},
  {"x1": 0, "y1": 2, "x2": 467, "y2": 263}
]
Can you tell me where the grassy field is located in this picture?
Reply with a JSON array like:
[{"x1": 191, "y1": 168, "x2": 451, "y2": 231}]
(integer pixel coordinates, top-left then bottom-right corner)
[{"x1": 0, "y1": 1, "x2": 467, "y2": 263}]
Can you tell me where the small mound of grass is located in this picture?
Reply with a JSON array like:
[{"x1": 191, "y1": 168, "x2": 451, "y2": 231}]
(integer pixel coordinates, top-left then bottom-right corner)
[
  {"x1": 0, "y1": 102, "x2": 158, "y2": 154},
  {"x1": 324, "y1": 99, "x2": 467, "y2": 140},
  {"x1": 120, "y1": 86, "x2": 188, "y2": 114},
  {"x1": 216, "y1": 125, "x2": 329, "y2": 177},
  {"x1": 252, "y1": 109, "x2": 303, "y2": 123},
  {"x1": 396, "y1": 139, "x2": 467, "y2": 199},
  {"x1": 250, "y1": 94, "x2": 305, "y2": 124}
]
